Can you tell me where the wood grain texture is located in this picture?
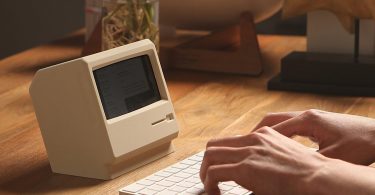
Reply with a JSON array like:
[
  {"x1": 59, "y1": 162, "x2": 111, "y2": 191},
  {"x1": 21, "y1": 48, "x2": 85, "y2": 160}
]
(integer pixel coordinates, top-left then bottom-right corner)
[{"x1": 1, "y1": 31, "x2": 375, "y2": 194}]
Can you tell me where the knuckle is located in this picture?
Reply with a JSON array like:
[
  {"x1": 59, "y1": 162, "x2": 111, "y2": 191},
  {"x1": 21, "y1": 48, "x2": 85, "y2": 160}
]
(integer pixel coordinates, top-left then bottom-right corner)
[
  {"x1": 253, "y1": 147, "x2": 268, "y2": 156},
  {"x1": 257, "y1": 126, "x2": 273, "y2": 134},
  {"x1": 301, "y1": 109, "x2": 322, "y2": 120},
  {"x1": 237, "y1": 146, "x2": 252, "y2": 156},
  {"x1": 306, "y1": 109, "x2": 319, "y2": 115},
  {"x1": 243, "y1": 147, "x2": 254, "y2": 157},
  {"x1": 206, "y1": 139, "x2": 218, "y2": 148},
  {"x1": 204, "y1": 148, "x2": 216, "y2": 159},
  {"x1": 248, "y1": 132, "x2": 265, "y2": 143},
  {"x1": 236, "y1": 160, "x2": 250, "y2": 172},
  {"x1": 260, "y1": 113, "x2": 278, "y2": 124},
  {"x1": 206, "y1": 166, "x2": 217, "y2": 177},
  {"x1": 249, "y1": 129, "x2": 275, "y2": 145},
  {"x1": 264, "y1": 112, "x2": 278, "y2": 119}
]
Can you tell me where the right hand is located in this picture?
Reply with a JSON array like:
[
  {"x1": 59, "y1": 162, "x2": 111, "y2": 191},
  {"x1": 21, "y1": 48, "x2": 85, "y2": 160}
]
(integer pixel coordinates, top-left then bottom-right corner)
[
  {"x1": 200, "y1": 127, "x2": 329, "y2": 195},
  {"x1": 254, "y1": 109, "x2": 375, "y2": 165}
]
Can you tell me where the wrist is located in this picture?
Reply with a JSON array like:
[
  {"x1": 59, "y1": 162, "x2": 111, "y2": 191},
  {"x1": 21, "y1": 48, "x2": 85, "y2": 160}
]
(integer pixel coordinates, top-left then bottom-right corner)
[
  {"x1": 307, "y1": 157, "x2": 375, "y2": 195},
  {"x1": 303, "y1": 155, "x2": 336, "y2": 195}
]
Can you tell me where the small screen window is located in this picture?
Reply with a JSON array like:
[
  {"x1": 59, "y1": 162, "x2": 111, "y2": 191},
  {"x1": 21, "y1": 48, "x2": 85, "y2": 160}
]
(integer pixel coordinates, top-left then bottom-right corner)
[{"x1": 94, "y1": 55, "x2": 161, "y2": 120}]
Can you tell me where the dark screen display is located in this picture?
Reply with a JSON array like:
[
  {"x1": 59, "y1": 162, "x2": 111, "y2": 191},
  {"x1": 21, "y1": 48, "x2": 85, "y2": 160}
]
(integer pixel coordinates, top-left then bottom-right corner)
[{"x1": 93, "y1": 55, "x2": 161, "y2": 120}]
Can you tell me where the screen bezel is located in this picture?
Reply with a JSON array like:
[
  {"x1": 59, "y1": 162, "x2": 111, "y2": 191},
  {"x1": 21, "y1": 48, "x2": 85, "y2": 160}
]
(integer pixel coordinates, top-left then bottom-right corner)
[
  {"x1": 88, "y1": 47, "x2": 169, "y2": 123},
  {"x1": 93, "y1": 55, "x2": 162, "y2": 120}
]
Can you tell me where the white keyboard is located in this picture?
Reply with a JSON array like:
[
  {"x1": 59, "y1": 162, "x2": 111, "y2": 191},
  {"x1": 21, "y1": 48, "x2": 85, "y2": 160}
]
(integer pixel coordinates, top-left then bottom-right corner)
[{"x1": 119, "y1": 152, "x2": 253, "y2": 195}]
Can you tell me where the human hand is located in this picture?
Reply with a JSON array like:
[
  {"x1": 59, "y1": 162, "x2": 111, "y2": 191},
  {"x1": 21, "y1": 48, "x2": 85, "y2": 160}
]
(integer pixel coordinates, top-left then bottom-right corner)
[
  {"x1": 200, "y1": 127, "x2": 328, "y2": 195},
  {"x1": 254, "y1": 109, "x2": 375, "y2": 165}
]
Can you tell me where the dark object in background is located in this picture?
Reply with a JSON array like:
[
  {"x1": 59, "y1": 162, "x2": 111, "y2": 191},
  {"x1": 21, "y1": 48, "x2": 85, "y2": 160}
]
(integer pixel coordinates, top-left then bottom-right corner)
[
  {"x1": 268, "y1": 52, "x2": 375, "y2": 96},
  {"x1": 268, "y1": 19, "x2": 375, "y2": 97},
  {"x1": 256, "y1": 11, "x2": 307, "y2": 35},
  {"x1": 0, "y1": 0, "x2": 84, "y2": 60}
]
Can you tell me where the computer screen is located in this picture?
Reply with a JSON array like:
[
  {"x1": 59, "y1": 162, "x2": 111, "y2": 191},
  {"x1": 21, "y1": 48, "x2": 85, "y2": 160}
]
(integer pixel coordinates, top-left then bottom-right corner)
[{"x1": 94, "y1": 55, "x2": 161, "y2": 120}]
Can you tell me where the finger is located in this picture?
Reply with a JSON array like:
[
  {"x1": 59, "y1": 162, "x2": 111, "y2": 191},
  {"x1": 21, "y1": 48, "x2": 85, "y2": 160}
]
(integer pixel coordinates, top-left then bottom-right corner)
[
  {"x1": 271, "y1": 114, "x2": 314, "y2": 138},
  {"x1": 200, "y1": 147, "x2": 250, "y2": 182},
  {"x1": 206, "y1": 135, "x2": 252, "y2": 148},
  {"x1": 253, "y1": 111, "x2": 303, "y2": 131},
  {"x1": 204, "y1": 164, "x2": 241, "y2": 195}
]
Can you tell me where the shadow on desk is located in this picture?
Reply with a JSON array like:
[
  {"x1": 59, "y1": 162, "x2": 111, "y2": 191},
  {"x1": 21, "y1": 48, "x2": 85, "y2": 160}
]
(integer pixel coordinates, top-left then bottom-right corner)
[
  {"x1": 0, "y1": 163, "x2": 104, "y2": 194},
  {"x1": 3, "y1": 31, "x2": 84, "y2": 76}
]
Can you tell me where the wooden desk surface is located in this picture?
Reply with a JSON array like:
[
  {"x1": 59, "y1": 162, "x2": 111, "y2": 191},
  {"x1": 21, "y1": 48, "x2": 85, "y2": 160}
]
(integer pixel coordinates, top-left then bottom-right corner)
[{"x1": 1, "y1": 32, "x2": 375, "y2": 194}]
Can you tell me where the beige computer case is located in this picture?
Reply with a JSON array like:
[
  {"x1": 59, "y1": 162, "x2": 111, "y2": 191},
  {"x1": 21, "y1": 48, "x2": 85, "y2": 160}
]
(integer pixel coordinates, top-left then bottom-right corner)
[{"x1": 29, "y1": 40, "x2": 179, "y2": 180}]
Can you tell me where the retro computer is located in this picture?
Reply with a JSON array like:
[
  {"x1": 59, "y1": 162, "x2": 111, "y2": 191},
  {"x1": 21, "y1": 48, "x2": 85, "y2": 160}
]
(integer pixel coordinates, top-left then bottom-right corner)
[{"x1": 30, "y1": 40, "x2": 179, "y2": 180}]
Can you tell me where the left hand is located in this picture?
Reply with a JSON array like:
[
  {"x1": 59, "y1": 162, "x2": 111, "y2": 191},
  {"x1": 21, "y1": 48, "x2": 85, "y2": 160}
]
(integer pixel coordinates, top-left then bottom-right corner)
[{"x1": 200, "y1": 127, "x2": 328, "y2": 195}]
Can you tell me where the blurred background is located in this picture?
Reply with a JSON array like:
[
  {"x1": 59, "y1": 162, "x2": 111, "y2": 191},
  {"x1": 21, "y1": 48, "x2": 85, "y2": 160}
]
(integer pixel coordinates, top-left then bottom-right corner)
[{"x1": 0, "y1": 0, "x2": 306, "y2": 60}]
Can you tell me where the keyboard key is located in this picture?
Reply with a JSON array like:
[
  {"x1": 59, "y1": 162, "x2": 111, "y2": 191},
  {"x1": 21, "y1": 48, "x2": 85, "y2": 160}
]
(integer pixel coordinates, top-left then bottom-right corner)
[
  {"x1": 185, "y1": 176, "x2": 202, "y2": 184},
  {"x1": 164, "y1": 167, "x2": 181, "y2": 173},
  {"x1": 159, "y1": 189, "x2": 179, "y2": 195},
  {"x1": 228, "y1": 187, "x2": 250, "y2": 195},
  {"x1": 137, "y1": 179, "x2": 154, "y2": 186},
  {"x1": 155, "y1": 171, "x2": 173, "y2": 178},
  {"x1": 222, "y1": 181, "x2": 237, "y2": 187},
  {"x1": 219, "y1": 183, "x2": 234, "y2": 191},
  {"x1": 181, "y1": 192, "x2": 198, "y2": 195},
  {"x1": 168, "y1": 185, "x2": 188, "y2": 192},
  {"x1": 196, "y1": 152, "x2": 205, "y2": 157},
  {"x1": 182, "y1": 168, "x2": 200, "y2": 175},
  {"x1": 148, "y1": 184, "x2": 166, "y2": 191},
  {"x1": 175, "y1": 172, "x2": 192, "y2": 179},
  {"x1": 226, "y1": 193, "x2": 253, "y2": 195},
  {"x1": 157, "y1": 180, "x2": 175, "y2": 187},
  {"x1": 121, "y1": 183, "x2": 145, "y2": 193},
  {"x1": 191, "y1": 164, "x2": 201, "y2": 170},
  {"x1": 192, "y1": 175, "x2": 200, "y2": 178},
  {"x1": 138, "y1": 188, "x2": 158, "y2": 195},
  {"x1": 194, "y1": 183, "x2": 204, "y2": 189},
  {"x1": 146, "y1": 175, "x2": 164, "y2": 182},
  {"x1": 181, "y1": 159, "x2": 197, "y2": 166},
  {"x1": 177, "y1": 181, "x2": 196, "y2": 188},
  {"x1": 186, "y1": 187, "x2": 205, "y2": 194},
  {"x1": 188, "y1": 155, "x2": 203, "y2": 162},
  {"x1": 172, "y1": 163, "x2": 190, "y2": 169},
  {"x1": 165, "y1": 176, "x2": 184, "y2": 183}
]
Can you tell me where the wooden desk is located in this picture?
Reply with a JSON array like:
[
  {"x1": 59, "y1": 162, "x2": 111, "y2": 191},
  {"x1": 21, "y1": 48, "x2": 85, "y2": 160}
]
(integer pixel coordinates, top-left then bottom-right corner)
[{"x1": 1, "y1": 32, "x2": 375, "y2": 194}]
